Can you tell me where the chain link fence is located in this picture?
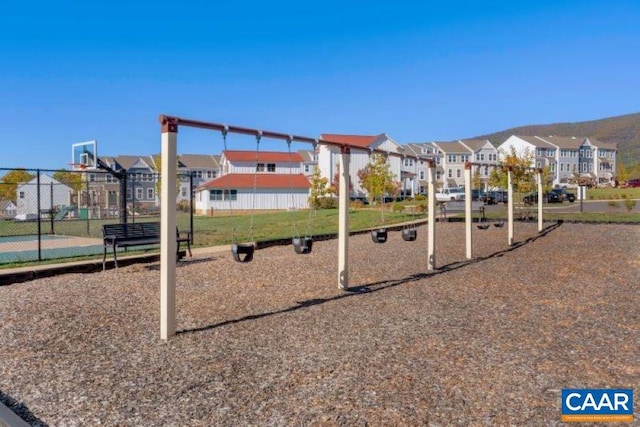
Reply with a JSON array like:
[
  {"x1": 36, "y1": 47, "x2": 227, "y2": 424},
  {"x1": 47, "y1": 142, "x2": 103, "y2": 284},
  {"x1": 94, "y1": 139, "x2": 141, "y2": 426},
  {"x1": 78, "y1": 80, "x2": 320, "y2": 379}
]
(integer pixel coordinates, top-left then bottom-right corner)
[{"x1": 0, "y1": 167, "x2": 193, "y2": 266}]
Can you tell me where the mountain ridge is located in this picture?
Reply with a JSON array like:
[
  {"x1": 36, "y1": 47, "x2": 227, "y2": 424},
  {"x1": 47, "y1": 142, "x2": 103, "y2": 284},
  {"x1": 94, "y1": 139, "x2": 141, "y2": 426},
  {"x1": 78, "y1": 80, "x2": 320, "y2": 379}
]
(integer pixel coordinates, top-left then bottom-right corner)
[{"x1": 473, "y1": 112, "x2": 640, "y2": 168}]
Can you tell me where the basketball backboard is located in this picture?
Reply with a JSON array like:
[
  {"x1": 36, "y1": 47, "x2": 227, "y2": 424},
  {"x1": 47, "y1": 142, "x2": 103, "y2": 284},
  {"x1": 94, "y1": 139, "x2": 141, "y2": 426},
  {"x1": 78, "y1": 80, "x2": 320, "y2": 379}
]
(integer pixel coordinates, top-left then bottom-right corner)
[{"x1": 71, "y1": 140, "x2": 97, "y2": 170}]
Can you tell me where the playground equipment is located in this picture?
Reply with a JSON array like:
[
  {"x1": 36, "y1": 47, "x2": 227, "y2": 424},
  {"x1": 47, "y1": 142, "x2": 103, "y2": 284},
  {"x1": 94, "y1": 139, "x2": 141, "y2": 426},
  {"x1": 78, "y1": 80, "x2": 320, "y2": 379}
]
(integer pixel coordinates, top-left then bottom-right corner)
[
  {"x1": 221, "y1": 127, "x2": 257, "y2": 263},
  {"x1": 287, "y1": 138, "x2": 313, "y2": 255},
  {"x1": 157, "y1": 115, "x2": 440, "y2": 340}
]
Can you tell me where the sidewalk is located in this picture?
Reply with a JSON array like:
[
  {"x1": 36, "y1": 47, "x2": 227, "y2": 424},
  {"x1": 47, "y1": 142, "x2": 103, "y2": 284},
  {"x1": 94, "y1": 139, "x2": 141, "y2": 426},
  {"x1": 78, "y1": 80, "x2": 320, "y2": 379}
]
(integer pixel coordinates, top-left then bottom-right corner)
[{"x1": 0, "y1": 245, "x2": 232, "y2": 287}]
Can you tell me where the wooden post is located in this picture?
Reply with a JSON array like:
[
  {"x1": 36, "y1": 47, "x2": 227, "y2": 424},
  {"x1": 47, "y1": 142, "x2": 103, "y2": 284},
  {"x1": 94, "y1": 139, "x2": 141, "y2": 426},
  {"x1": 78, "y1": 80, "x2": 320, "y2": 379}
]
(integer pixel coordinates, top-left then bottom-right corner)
[
  {"x1": 537, "y1": 168, "x2": 543, "y2": 232},
  {"x1": 338, "y1": 146, "x2": 350, "y2": 290},
  {"x1": 427, "y1": 160, "x2": 436, "y2": 270},
  {"x1": 507, "y1": 167, "x2": 514, "y2": 246},
  {"x1": 160, "y1": 118, "x2": 178, "y2": 340},
  {"x1": 464, "y1": 162, "x2": 472, "y2": 259}
]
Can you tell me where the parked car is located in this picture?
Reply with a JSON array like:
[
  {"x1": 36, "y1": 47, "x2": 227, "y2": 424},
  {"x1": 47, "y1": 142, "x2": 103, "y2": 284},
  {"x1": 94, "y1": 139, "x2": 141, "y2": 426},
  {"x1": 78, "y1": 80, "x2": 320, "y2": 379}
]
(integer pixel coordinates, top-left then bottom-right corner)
[
  {"x1": 523, "y1": 191, "x2": 561, "y2": 204},
  {"x1": 483, "y1": 190, "x2": 508, "y2": 205},
  {"x1": 551, "y1": 187, "x2": 575, "y2": 202}
]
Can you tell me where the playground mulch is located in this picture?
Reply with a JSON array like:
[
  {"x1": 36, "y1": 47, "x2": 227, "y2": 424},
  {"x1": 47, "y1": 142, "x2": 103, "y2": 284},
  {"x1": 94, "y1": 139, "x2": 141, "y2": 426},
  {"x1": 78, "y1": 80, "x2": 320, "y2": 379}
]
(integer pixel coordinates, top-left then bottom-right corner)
[{"x1": 1, "y1": 222, "x2": 638, "y2": 426}]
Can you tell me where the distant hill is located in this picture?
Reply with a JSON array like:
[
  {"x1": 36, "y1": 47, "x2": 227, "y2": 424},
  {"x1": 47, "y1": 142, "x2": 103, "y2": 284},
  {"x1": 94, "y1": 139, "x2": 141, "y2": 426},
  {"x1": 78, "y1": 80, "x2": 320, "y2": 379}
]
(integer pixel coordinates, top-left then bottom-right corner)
[{"x1": 474, "y1": 112, "x2": 640, "y2": 168}]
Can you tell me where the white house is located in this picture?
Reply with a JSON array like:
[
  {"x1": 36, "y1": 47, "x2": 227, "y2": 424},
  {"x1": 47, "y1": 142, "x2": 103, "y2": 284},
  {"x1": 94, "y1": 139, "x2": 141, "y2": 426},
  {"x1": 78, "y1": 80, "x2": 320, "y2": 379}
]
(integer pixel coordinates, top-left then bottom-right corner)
[
  {"x1": 317, "y1": 133, "x2": 404, "y2": 198},
  {"x1": 15, "y1": 174, "x2": 73, "y2": 220},
  {"x1": 0, "y1": 200, "x2": 17, "y2": 219},
  {"x1": 498, "y1": 135, "x2": 617, "y2": 186},
  {"x1": 194, "y1": 150, "x2": 311, "y2": 212}
]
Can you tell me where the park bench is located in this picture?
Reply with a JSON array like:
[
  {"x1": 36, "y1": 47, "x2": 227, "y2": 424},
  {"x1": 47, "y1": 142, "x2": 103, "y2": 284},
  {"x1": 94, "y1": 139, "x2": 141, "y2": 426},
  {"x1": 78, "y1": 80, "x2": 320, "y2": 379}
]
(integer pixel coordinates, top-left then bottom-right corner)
[{"x1": 102, "y1": 222, "x2": 192, "y2": 270}]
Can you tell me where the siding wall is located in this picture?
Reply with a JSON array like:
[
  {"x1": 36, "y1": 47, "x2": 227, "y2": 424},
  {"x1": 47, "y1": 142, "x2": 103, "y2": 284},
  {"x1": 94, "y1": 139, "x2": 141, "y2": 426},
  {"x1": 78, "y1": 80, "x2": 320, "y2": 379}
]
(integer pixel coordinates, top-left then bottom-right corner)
[{"x1": 196, "y1": 188, "x2": 310, "y2": 212}]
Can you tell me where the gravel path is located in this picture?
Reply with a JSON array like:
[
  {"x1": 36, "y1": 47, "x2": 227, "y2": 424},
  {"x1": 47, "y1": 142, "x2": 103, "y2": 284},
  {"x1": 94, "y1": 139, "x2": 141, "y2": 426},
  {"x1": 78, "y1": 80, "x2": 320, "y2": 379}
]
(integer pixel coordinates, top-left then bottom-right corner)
[{"x1": 1, "y1": 222, "x2": 638, "y2": 426}]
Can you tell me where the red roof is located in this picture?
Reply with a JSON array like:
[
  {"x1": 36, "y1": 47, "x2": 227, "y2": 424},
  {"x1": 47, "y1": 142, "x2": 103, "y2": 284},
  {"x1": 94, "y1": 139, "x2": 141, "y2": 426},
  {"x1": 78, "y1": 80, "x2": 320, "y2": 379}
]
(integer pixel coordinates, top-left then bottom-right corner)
[
  {"x1": 199, "y1": 174, "x2": 310, "y2": 190},
  {"x1": 320, "y1": 134, "x2": 379, "y2": 148},
  {"x1": 223, "y1": 150, "x2": 303, "y2": 162}
]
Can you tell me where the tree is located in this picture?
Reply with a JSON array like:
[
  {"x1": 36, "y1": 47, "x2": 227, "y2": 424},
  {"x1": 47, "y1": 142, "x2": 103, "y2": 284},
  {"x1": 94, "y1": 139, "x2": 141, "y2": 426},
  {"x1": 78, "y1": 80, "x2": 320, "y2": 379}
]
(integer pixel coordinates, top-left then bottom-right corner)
[
  {"x1": 488, "y1": 146, "x2": 548, "y2": 194},
  {"x1": 308, "y1": 166, "x2": 332, "y2": 208},
  {"x1": 53, "y1": 169, "x2": 84, "y2": 193},
  {"x1": 0, "y1": 168, "x2": 35, "y2": 202},
  {"x1": 330, "y1": 167, "x2": 354, "y2": 196},
  {"x1": 152, "y1": 154, "x2": 181, "y2": 198},
  {"x1": 357, "y1": 153, "x2": 399, "y2": 203}
]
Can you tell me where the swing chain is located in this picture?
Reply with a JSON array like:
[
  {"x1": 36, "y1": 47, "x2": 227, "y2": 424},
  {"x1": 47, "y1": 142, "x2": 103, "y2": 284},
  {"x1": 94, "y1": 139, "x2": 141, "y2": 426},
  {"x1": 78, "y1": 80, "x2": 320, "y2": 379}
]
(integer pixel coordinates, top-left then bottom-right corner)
[
  {"x1": 249, "y1": 132, "x2": 261, "y2": 242},
  {"x1": 221, "y1": 127, "x2": 239, "y2": 244}
]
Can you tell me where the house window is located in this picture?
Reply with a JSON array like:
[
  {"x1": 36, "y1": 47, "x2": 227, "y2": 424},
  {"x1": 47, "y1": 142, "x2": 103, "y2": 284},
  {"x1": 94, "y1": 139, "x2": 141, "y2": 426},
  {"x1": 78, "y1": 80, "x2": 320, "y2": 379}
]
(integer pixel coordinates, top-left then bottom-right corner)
[
  {"x1": 419, "y1": 171, "x2": 425, "y2": 180},
  {"x1": 181, "y1": 187, "x2": 187, "y2": 197},
  {"x1": 136, "y1": 188, "x2": 143, "y2": 200},
  {"x1": 304, "y1": 164, "x2": 311, "y2": 173},
  {"x1": 448, "y1": 169, "x2": 452, "y2": 178},
  {"x1": 209, "y1": 189, "x2": 237, "y2": 201},
  {"x1": 560, "y1": 163, "x2": 564, "y2": 172},
  {"x1": 456, "y1": 169, "x2": 460, "y2": 178},
  {"x1": 256, "y1": 163, "x2": 265, "y2": 172},
  {"x1": 147, "y1": 188, "x2": 154, "y2": 199},
  {"x1": 19, "y1": 191, "x2": 25, "y2": 199},
  {"x1": 536, "y1": 148, "x2": 542, "y2": 157},
  {"x1": 267, "y1": 163, "x2": 276, "y2": 172},
  {"x1": 546, "y1": 149, "x2": 553, "y2": 157},
  {"x1": 479, "y1": 153, "x2": 485, "y2": 161}
]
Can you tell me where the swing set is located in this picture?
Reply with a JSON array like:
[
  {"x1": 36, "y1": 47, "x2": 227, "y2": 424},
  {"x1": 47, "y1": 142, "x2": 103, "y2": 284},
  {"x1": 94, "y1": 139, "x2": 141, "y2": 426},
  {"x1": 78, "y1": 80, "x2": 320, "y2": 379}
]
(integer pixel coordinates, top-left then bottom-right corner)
[{"x1": 158, "y1": 114, "x2": 440, "y2": 340}]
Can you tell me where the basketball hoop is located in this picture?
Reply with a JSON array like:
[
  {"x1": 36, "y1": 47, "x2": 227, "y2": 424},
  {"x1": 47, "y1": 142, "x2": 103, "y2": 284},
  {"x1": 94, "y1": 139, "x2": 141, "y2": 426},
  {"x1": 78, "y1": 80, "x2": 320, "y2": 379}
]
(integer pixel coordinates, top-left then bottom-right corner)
[{"x1": 68, "y1": 162, "x2": 88, "y2": 170}]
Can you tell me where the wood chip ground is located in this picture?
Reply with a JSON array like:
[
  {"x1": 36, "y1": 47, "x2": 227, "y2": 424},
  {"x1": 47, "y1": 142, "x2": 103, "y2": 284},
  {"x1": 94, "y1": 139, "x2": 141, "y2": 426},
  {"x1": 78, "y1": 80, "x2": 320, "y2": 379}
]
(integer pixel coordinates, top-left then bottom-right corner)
[{"x1": 1, "y1": 222, "x2": 638, "y2": 426}]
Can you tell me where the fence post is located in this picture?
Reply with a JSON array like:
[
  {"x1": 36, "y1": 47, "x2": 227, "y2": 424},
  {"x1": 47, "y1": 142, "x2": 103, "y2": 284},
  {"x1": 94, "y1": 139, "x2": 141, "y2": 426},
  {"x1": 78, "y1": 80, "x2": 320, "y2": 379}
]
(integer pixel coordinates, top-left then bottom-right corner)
[
  {"x1": 37, "y1": 170, "x2": 42, "y2": 261},
  {"x1": 190, "y1": 171, "x2": 194, "y2": 244},
  {"x1": 50, "y1": 181, "x2": 55, "y2": 234},
  {"x1": 119, "y1": 171, "x2": 127, "y2": 224}
]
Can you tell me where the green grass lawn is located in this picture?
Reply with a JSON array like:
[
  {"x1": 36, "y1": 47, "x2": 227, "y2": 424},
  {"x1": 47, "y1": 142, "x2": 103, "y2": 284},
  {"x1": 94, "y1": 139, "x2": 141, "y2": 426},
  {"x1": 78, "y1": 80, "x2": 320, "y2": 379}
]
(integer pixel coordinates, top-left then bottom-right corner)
[{"x1": 587, "y1": 187, "x2": 640, "y2": 200}]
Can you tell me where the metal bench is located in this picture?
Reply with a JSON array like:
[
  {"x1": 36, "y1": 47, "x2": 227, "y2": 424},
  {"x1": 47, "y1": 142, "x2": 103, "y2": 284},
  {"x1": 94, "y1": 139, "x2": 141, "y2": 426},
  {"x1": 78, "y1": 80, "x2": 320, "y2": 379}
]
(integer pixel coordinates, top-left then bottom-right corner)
[{"x1": 102, "y1": 222, "x2": 191, "y2": 270}]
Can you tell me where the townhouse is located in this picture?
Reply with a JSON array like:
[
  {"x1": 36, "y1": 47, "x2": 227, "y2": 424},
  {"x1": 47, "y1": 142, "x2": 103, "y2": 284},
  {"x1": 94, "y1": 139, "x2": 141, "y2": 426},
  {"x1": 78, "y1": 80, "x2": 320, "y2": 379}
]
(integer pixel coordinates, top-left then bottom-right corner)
[{"x1": 498, "y1": 136, "x2": 617, "y2": 186}]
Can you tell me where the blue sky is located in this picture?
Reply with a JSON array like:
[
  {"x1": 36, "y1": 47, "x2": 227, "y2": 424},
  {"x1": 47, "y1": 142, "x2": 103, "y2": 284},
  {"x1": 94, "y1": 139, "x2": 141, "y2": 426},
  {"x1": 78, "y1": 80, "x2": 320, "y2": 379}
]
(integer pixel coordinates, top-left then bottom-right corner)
[{"x1": 1, "y1": 0, "x2": 639, "y2": 169}]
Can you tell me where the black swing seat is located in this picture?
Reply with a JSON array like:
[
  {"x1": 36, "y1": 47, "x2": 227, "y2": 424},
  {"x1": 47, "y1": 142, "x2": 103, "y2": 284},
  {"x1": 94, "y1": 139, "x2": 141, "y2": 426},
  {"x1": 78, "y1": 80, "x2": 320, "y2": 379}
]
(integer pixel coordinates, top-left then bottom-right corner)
[
  {"x1": 477, "y1": 222, "x2": 490, "y2": 230},
  {"x1": 292, "y1": 236, "x2": 313, "y2": 254},
  {"x1": 371, "y1": 228, "x2": 388, "y2": 243},
  {"x1": 402, "y1": 227, "x2": 417, "y2": 241},
  {"x1": 493, "y1": 221, "x2": 505, "y2": 228},
  {"x1": 232, "y1": 243, "x2": 254, "y2": 263}
]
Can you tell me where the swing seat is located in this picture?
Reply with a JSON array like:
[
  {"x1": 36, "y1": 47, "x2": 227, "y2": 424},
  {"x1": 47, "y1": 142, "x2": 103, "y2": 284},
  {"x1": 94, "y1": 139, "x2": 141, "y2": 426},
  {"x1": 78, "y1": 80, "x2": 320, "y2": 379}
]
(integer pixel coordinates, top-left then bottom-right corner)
[
  {"x1": 477, "y1": 223, "x2": 490, "y2": 230},
  {"x1": 371, "y1": 228, "x2": 388, "y2": 243},
  {"x1": 232, "y1": 243, "x2": 254, "y2": 263},
  {"x1": 493, "y1": 221, "x2": 505, "y2": 228},
  {"x1": 402, "y1": 228, "x2": 417, "y2": 241},
  {"x1": 292, "y1": 236, "x2": 313, "y2": 254}
]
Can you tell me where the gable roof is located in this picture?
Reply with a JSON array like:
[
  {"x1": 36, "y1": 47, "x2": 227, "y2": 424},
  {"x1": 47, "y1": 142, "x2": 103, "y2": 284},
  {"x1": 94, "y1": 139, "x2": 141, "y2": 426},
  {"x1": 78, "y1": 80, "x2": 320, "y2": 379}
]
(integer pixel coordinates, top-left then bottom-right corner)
[
  {"x1": 509, "y1": 135, "x2": 556, "y2": 149},
  {"x1": 320, "y1": 134, "x2": 380, "y2": 149},
  {"x1": 459, "y1": 139, "x2": 493, "y2": 151},
  {"x1": 297, "y1": 150, "x2": 316, "y2": 162},
  {"x1": 586, "y1": 137, "x2": 617, "y2": 150},
  {"x1": 198, "y1": 173, "x2": 310, "y2": 190},
  {"x1": 431, "y1": 141, "x2": 471, "y2": 154},
  {"x1": 223, "y1": 150, "x2": 303, "y2": 163},
  {"x1": 178, "y1": 154, "x2": 221, "y2": 169},
  {"x1": 535, "y1": 136, "x2": 582, "y2": 149}
]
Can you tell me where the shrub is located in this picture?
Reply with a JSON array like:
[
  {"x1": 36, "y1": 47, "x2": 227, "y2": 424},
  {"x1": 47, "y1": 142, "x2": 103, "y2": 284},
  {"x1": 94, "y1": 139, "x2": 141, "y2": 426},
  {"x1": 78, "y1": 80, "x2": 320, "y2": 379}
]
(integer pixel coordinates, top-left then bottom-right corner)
[
  {"x1": 624, "y1": 199, "x2": 636, "y2": 212},
  {"x1": 414, "y1": 203, "x2": 427, "y2": 213},
  {"x1": 414, "y1": 194, "x2": 427, "y2": 202},
  {"x1": 391, "y1": 202, "x2": 404, "y2": 212},
  {"x1": 317, "y1": 197, "x2": 338, "y2": 209},
  {"x1": 350, "y1": 200, "x2": 364, "y2": 209},
  {"x1": 621, "y1": 193, "x2": 627, "y2": 199},
  {"x1": 608, "y1": 200, "x2": 619, "y2": 208}
]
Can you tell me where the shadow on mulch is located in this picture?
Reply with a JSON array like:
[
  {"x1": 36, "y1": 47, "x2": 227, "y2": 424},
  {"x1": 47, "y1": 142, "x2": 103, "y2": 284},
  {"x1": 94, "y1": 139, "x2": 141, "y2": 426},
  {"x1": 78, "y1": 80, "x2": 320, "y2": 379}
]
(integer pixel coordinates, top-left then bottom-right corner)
[
  {"x1": 178, "y1": 221, "x2": 563, "y2": 336},
  {"x1": 0, "y1": 389, "x2": 48, "y2": 426}
]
